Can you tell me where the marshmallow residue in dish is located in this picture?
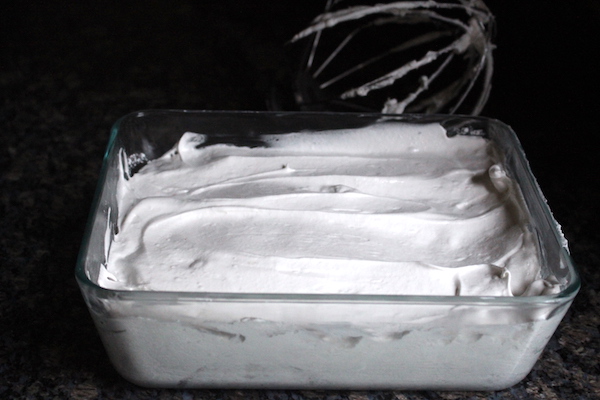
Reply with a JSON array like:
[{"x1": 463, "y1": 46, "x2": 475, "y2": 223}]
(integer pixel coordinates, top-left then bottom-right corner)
[{"x1": 100, "y1": 122, "x2": 557, "y2": 296}]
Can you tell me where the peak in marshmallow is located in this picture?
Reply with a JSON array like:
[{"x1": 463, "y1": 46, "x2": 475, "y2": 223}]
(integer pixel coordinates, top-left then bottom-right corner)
[{"x1": 100, "y1": 122, "x2": 557, "y2": 296}]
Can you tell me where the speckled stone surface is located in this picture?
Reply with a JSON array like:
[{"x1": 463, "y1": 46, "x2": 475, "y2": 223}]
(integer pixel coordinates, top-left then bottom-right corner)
[{"x1": 1, "y1": 1, "x2": 599, "y2": 399}]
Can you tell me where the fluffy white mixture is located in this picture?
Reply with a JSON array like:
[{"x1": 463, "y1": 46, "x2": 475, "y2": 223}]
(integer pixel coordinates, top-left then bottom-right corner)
[{"x1": 100, "y1": 122, "x2": 556, "y2": 296}]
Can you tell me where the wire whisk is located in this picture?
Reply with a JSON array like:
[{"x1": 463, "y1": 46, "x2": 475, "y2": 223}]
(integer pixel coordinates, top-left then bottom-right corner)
[{"x1": 289, "y1": 0, "x2": 495, "y2": 115}]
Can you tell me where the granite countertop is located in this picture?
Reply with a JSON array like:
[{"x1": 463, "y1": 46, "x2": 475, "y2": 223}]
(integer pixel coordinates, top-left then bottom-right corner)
[{"x1": 1, "y1": 1, "x2": 599, "y2": 399}]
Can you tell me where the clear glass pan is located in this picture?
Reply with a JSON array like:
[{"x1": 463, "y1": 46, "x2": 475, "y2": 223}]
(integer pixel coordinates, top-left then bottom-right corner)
[{"x1": 76, "y1": 110, "x2": 579, "y2": 390}]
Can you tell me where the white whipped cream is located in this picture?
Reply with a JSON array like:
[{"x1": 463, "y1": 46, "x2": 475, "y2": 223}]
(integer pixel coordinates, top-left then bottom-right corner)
[{"x1": 100, "y1": 122, "x2": 556, "y2": 296}]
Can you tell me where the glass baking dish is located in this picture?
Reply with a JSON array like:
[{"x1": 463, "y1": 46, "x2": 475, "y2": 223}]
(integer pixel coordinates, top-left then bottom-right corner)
[{"x1": 76, "y1": 110, "x2": 579, "y2": 390}]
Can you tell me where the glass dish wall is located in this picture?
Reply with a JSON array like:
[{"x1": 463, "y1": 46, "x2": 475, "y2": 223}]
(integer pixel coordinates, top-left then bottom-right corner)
[{"x1": 76, "y1": 111, "x2": 579, "y2": 389}]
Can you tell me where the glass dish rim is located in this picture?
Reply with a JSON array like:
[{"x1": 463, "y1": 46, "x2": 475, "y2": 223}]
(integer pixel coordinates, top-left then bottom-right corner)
[{"x1": 75, "y1": 109, "x2": 581, "y2": 306}]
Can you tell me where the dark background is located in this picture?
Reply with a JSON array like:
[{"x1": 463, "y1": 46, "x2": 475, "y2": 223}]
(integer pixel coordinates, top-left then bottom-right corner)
[{"x1": 1, "y1": 1, "x2": 599, "y2": 399}]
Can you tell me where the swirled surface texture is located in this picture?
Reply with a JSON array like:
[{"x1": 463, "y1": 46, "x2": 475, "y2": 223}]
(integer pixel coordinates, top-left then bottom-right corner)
[{"x1": 101, "y1": 123, "x2": 556, "y2": 296}]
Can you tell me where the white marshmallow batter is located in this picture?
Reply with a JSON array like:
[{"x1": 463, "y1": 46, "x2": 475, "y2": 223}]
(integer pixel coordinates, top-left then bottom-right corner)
[{"x1": 100, "y1": 122, "x2": 556, "y2": 296}]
